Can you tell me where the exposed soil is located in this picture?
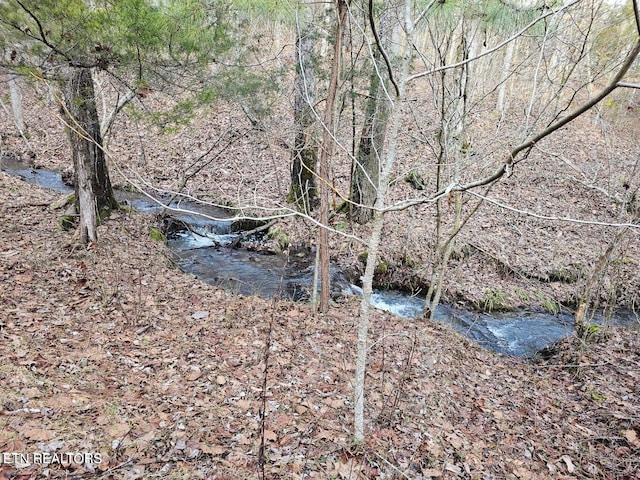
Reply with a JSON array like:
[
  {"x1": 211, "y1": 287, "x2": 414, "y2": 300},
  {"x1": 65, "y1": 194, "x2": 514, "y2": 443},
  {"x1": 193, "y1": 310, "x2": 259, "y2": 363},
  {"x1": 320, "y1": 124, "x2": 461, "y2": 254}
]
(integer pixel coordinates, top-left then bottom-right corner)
[{"x1": 0, "y1": 77, "x2": 639, "y2": 479}]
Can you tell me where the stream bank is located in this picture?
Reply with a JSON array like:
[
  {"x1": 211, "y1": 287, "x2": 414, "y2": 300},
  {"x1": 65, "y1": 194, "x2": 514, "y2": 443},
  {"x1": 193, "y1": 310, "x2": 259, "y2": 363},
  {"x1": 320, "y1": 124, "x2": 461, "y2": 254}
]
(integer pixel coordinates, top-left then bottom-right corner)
[{"x1": 2, "y1": 155, "x2": 637, "y2": 358}]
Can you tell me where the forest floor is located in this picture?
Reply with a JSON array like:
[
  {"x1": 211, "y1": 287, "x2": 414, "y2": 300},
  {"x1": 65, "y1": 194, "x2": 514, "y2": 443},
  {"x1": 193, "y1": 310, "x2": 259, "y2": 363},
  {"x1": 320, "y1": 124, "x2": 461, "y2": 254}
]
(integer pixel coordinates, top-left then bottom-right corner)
[
  {"x1": 1, "y1": 171, "x2": 640, "y2": 479},
  {"x1": 1, "y1": 82, "x2": 640, "y2": 479}
]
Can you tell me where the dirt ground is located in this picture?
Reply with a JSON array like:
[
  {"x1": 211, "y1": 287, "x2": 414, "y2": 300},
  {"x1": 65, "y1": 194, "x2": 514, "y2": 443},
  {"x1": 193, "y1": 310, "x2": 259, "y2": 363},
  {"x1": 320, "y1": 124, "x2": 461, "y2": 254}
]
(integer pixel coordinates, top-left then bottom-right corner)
[{"x1": 1, "y1": 79, "x2": 639, "y2": 479}]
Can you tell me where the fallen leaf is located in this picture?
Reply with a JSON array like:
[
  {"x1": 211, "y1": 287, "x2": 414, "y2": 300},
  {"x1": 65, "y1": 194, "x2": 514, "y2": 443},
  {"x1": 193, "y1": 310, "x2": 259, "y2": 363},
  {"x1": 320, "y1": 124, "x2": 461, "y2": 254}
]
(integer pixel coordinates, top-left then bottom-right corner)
[
  {"x1": 23, "y1": 428, "x2": 54, "y2": 441},
  {"x1": 422, "y1": 468, "x2": 442, "y2": 477},
  {"x1": 108, "y1": 423, "x2": 130, "y2": 439},
  {"x1": 560, "y1": 455, "x2": 575, "y2": 473},
  {"x1": 444, "y1": 462, "x2": 462, "y2": 475},
  {"x1": 236, "y1": 399, "x2": 252, "y2": 410},
  {"x1": 623, "y1": 429, "x2": 640, "y2": 448},
  {"x1": 200, "y1": 443, "x2": 226, "y2": 455}
]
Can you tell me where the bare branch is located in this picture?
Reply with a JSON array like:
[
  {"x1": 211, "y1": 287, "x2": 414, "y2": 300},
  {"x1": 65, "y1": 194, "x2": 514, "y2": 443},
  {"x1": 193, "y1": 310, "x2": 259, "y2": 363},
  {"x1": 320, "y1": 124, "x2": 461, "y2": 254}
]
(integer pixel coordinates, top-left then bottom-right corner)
[
  {"x1": 100, "y1": 89, "x2": 137, "y2": 138},
  {"x1": 407, "y1": 0, "x2": 582, "y2": 82},
  {"x1": 368, "y1": 0, "x2": 399, "y2": 97},
  {"x1": 465, "y1": 190, "x2": 640, "y2": 229},
  {"x1": 384, "y1": 38, "x2": 640, "y2": 215},
  {"x1": 618, "y1": 81, "x2": 640, "y2": 89}
]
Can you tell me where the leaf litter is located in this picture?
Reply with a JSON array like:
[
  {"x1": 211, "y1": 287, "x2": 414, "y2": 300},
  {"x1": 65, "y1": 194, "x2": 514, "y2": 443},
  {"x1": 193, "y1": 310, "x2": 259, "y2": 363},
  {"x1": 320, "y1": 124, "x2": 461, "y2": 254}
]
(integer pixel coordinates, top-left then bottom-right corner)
[
  {"x1": 2, "y1": 77, "x2": 640, "y2": 478},
  {"x1": 1, "y1": 171, "x2": 639, "y2": 479}
]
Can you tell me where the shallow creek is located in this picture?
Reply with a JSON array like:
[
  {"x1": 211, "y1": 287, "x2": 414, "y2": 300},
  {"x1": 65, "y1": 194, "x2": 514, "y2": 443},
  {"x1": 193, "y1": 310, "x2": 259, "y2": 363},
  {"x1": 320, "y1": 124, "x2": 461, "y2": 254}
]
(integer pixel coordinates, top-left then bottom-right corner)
[{"x1": 3, "y1": 156, "x2": 636, "y2": 358}]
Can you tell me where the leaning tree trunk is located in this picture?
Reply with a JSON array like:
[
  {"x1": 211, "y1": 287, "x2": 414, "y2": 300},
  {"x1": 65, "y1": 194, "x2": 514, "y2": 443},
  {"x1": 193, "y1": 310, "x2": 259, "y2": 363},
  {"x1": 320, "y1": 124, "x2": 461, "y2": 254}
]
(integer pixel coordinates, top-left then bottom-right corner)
[
  {"x1": 288, "y1": 1, "x2": 318, "y2": 214},
  {"x1": 64, "y1": 67, "x2": 117, "y2": 243}
]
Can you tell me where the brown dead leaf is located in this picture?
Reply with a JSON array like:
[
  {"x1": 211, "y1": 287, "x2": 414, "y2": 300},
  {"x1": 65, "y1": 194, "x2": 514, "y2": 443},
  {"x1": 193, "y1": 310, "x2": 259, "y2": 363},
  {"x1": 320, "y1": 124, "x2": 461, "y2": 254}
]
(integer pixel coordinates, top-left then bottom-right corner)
[
  {"x1": 23, "y1": 428, "x2": 54, "y2": 441},
  {"x1": 108, "y1": 423, "x2": 130, "y2": 439},
  {"x1": 3, "y1": 439, "x2": 25, "y2": 452},
  {"x1": 200, "y1": 443, "x2": 226, "y2": 455},
  {"x1": 444, "y1": 462, "x2": 462, "y2": 475},
  {"x1": 186, "y1": 370, "x2": 202, "y2": 381},
  {"x1": 0, "y1": 467, "x2": 13, "y2": 480},
  {"x1": 236, "y1": 399, "x2": 252, "y2": 410},
  {"x1": 20, "y1": 387, "x2": 40, "y2": 398},
  {"x1": 95, "y1": 415, "x2": 110, "y2": 425},
  {"x1": 623, "y1": 429, "x2": 640, "y2": 448},
  {"x1": 421, "y1": 467, "x2": 442, "y2": 477},
  {"x1": 14, "y1": 274, "x2": 33, "y2": 283},
  {"x1": 264, "y1": 430, "x2": 278, "y2": 442},
  {"x1": 325, "y1": 398, "x2": 344, "y2": 409}
]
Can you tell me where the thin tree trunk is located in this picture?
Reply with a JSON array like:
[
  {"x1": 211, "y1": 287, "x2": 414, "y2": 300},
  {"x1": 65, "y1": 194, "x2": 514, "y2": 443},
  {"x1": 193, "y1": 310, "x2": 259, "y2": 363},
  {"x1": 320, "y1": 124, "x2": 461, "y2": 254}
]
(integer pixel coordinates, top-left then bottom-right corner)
[
  {"x1": 8, "y1": 75, "x2": 26, "y2": 136},
  {"x1": 65, "y1": 68, "x2": 117, "y2": 243},
  {"x1": 423, "y1": 25, "x2": 470, "y2": 318},
  {"x1": 317, "y1": 0, "x2": 350, "y2": 312},
  {"x1": 496, "y1": 39, "x2": 515, "y2": 117},
  {"x1": 355, "y1": 0, "x2": 412, "y2": 442},
  {"x1": 575, "y1": 227, "x2": 628, "y2": 335}
]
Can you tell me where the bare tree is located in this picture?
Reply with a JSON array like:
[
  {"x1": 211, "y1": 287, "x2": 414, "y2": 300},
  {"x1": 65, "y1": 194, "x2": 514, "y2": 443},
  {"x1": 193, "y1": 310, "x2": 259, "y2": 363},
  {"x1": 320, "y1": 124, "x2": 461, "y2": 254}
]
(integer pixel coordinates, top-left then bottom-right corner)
[{"x1": 317, "y1": 0, "x2": 351, "y2": 312}]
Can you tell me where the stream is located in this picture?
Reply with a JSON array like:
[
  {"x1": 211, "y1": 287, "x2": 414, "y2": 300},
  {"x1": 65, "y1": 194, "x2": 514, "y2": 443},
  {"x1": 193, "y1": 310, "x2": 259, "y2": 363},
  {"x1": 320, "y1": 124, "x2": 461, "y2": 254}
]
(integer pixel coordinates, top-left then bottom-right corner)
[{"x1": 3, "y1": 156, "x2": 637, "y2": 358}]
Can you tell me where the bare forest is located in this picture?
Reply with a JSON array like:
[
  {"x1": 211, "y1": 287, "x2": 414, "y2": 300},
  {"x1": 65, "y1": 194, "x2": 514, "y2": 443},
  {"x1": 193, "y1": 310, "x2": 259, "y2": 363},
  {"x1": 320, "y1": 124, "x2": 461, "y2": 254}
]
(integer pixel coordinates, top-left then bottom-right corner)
[{"x1": 1, "y1": 0, "x2": 639, "y2": 478}]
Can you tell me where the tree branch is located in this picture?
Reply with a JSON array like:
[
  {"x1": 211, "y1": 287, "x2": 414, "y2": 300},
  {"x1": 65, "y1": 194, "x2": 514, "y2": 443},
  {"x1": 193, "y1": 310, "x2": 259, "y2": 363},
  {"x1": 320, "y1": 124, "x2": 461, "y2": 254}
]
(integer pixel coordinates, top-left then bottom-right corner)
[
  {"x1": 368, "y1": 0, "x2": 400, "y2": 97},
  {"x1": 11, "y1": 0, "x2": 101, "y2": 69},
  {"x1": 384, "y1": 39, "x2": 640, "y2": 213},
  {"x1": 618, "y1": 82, "x2": 640, "y2": 89},
  {"x1": 407, "y1": 0, "x2": 581, "y2": 82}
]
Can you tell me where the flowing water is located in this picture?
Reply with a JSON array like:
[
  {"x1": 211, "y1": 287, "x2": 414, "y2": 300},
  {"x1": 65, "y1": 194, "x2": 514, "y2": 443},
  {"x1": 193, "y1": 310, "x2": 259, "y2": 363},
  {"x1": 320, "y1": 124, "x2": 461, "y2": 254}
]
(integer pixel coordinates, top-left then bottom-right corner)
[{"x1": 3, "y1": 156, "x2": 637, "y2": 358}]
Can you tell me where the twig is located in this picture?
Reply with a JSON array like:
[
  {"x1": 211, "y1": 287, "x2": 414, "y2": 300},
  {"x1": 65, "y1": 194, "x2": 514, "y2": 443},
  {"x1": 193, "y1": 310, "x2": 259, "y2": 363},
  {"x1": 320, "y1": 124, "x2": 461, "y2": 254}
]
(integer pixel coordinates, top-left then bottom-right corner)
[
  {"x1": 229, "y1": 219, "x2": 277, "y2": 249},
  {"x1": 257, "y1": 250, "x2": 289, "y2": 478},
  {"x1": 373, "y1": 452, "x2": 413, "y2": 479}
]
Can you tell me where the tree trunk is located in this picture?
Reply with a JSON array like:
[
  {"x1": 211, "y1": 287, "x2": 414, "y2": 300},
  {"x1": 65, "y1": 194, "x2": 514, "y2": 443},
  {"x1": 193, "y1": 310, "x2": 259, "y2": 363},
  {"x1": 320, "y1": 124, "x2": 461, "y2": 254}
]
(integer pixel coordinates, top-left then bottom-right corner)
[
  {"x1": 317, "y1": 0, "x2": 350, "y2": 312},
  {"x1": 8, "y1": 75, "x2": 26, "y2": 136},
  {"x1": 64, "y1": 67, "x2": 117, "y2": 243},
  {"x1": 355, "y1": 0, "x2": 412, "y2": 443},
  {"x1": 575, "y1": 228, "x2": 627, "y2": 336},
  {"x1": 496, "y1": 40, "x2": 515, "y2": 117},
  {"x1": 423, "y1": 24, "x2": 470, "y2": 318},
  {"x1": 350, "y1": 54, "x2": 391, "y2": 224},
  {"x1": 288, "y1": 1, "x2": 318, "y2": 214},
  {"x1": 350, "y1": 10, "x2": 395, "y2": 225}
]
